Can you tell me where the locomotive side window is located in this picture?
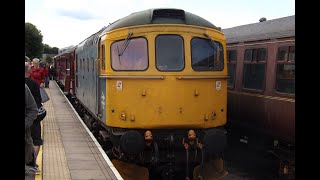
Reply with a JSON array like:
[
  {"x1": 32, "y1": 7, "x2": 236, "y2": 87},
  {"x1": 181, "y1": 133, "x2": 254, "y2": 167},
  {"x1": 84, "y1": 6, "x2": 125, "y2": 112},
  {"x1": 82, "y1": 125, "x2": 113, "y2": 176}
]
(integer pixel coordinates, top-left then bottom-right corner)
[
  {"x1": 87, "y1": 58, "x2": 89, "y2": 72},
  {"x1": 102, "y1": 45, "x2": 105, "y2": 70},
  {"x1": 191, "y1": 37, "x2": 223, "y2": 71},
  {"x1": 276, "y1": 46, "x2": 295, "y2": 94},
  {"x1": 156, "y1": 35, "x2": 184, "y2": 71},
  {"x1": 92, "y1": 57, "x2": 94, "y2": 72},
  {"x1": 227, "y1": 50, "x2": 237, "y2": 88},
  {"x1": 111, "y1": 37, "x2": 148, "y2": 71},
  {"x1": 243, "y1": 48, "x2": 267, "y2": 90},
  {"x1": 82, "y1": 58, "x2": 86, "y2": 71}
]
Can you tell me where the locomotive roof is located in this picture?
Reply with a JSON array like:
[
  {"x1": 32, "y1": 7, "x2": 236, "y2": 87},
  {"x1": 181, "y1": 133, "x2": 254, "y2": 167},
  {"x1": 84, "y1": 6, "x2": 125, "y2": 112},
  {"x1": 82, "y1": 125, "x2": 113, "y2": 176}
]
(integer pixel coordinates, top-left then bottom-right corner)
[
  {"x1": 78, "y1": 27, "x2": 107, "y2": 49},
  {"x1": 223, "y1": 15, "x2": 295, "y2": 44},
  {"x1": 102, "y1": 8, "x2": 219, "y2": 34}
]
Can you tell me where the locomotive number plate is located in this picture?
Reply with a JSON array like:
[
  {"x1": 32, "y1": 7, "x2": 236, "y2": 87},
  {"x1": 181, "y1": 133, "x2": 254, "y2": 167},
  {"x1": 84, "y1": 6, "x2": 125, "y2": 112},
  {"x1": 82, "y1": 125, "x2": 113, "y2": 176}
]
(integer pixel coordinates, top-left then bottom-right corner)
[
  {"x1": 216, "y1": 81, "x2": 221, "y2": 91},
  {"x1": 116, "y1": 81, "x2": 123, "y2": 91}
]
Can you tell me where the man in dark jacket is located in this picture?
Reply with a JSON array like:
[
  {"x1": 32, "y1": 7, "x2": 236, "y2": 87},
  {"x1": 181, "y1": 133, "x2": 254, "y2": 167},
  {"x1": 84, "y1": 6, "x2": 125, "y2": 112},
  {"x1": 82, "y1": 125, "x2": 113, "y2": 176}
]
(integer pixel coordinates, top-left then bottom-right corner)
[
  {"x1": 25, "y1": 84, "x2": 37, "y2": 174},
  {"x1": 25, "y1": 84, "x2": 37, "y2": 130},
  {"x1": 49, "y1": 65, "x2": 56, "y2": 80}
]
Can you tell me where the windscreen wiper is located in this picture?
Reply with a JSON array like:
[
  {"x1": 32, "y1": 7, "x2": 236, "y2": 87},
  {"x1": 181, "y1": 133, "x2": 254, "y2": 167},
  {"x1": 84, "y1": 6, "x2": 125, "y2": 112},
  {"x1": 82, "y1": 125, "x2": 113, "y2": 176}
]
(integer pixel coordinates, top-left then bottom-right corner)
[
  {"x1": 118, "y1": 32, "x2": 133, "y2": 56},
  {"x1": 204, "y1": 33, "x2": 222, "y2": 52}
]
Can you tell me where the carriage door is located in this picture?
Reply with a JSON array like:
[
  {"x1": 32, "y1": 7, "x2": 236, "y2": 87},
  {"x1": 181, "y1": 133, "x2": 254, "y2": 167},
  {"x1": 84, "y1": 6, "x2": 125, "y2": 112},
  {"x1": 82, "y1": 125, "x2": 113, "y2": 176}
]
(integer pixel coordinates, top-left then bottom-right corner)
[{"x1": 65, "y1": 59, "x2": 71, "y2": 92}]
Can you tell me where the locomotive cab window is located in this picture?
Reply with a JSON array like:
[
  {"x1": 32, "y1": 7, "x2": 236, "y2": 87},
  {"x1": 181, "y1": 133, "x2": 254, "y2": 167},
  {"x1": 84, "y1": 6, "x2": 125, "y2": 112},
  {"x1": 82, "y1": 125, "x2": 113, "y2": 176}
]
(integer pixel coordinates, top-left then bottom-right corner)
[
  {"x1": 111, "y1": 37, "x2": 148, "y2": 71},
  {"x1": 276, "y1": 46, "x2": 295, "y2": 94},
  {"x1": 156, "y1": 35, "x2": 184, "y2": 71},
  {"x1": 191, "y1": 37, "x2": 224, "y2": 71},
  {"x1": 243, "y1": 48, "x2": 267, "y2": 90},
  {"x1": 227, "y1": 50, "x2": 237, "y2": 88}
]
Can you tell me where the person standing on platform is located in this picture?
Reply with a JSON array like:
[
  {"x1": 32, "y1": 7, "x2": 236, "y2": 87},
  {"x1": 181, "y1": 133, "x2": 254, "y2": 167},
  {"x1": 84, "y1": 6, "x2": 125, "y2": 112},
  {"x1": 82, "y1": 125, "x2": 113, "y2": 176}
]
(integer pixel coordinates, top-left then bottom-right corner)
[
  {"x1": 25, "y1": 62, "x2": 45, "y2": 172},
  {"x1": 30, "y1": 58, "x2": 45, "y2": 88},
  {"x1": 44, "y1": 62, "x2": 50, "y2": 88},
  {"x1": 25, "y1": 84, "x2": 38, "y2": 174},
  {"x1": 49, "y1": 65, "x2": 56, "y2": 80}
]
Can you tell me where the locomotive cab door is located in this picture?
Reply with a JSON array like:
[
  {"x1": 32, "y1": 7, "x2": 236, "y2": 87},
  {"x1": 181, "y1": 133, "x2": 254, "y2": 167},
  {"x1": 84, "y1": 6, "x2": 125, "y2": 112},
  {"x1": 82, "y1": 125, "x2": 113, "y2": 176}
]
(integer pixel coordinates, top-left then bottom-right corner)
[{"x1": 96, "y1": 37, "x2": 107, "y2": 122}]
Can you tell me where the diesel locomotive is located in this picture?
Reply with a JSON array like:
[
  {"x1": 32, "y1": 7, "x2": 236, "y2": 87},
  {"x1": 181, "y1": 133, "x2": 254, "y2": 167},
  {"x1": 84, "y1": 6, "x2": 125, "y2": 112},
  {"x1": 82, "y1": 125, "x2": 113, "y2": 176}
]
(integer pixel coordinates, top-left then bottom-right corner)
[{"x1": 54, "y1": 8, "x2": 228, "y2": 179}]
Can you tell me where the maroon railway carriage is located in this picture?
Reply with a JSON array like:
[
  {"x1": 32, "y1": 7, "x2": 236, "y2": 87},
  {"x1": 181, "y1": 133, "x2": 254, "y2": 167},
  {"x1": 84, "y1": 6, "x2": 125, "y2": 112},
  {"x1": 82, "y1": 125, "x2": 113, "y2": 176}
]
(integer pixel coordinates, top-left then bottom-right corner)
[
  {"x1": 223, "y1": 16, "x2": 295, "y2": 177},
  {"x1": 53, "y1": 46, "x2": 77, "y2": 95}
]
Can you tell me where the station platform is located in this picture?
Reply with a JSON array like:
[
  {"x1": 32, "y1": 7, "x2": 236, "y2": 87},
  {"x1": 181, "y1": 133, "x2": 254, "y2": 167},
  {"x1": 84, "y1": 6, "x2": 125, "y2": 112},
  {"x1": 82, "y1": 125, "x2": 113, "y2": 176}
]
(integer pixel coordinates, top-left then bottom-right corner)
[{"x1": 25, "y1": 81, "x2": 123, "y2": 180}]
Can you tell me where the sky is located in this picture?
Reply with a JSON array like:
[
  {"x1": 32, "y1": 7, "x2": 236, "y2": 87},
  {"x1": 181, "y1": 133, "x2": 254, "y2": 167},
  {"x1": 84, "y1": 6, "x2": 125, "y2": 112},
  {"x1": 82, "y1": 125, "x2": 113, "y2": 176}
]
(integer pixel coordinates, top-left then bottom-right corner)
[{"x1": 25, "y1": 0, "x2": 295, "y2": 49}]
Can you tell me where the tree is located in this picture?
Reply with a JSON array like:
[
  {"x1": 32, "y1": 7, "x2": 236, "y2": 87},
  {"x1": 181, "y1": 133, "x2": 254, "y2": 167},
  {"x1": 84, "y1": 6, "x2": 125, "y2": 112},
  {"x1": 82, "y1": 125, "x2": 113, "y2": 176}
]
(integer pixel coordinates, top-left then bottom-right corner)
[
  {"x1": 43, "y1": 44, "x2": 51, "y2": 54},
  {"x1": 45, "y1": 56, "x2": 53, "y2": 64},
  {"x1": 43, "y1": 43, "x2": 59, "y2": 54},
  {"x1": 51, "y1": 47, "x2": 59, "y2": 54},
  {"x1": 25, "y1": 22, "x2": 43, "y2": 59}
]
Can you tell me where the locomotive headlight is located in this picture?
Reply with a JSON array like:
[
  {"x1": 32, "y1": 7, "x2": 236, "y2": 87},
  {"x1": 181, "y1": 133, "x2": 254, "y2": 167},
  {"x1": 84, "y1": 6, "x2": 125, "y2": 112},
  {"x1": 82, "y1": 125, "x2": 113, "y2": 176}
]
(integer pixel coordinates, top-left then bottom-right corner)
[{"x1": 120, "y1": 112, "x2": 126, "y2": 120}]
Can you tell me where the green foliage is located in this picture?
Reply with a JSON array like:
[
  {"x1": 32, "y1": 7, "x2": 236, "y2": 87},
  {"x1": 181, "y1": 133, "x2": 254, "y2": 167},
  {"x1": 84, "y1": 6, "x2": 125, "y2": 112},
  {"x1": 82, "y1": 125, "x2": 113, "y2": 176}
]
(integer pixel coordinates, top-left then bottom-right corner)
[
  {"x1": 51, "y1": 47, "x2": 59, "y2": 54},
  {"x1": 25, "y1": 22, "x2": 43, "y2": 59},
  {"x1": 43, "y1": 44, "x2": 50, "y2": 54},
  {"x1": 45, "y1": 55, "x2": 53, "y2": 64},
  {"x1": 44, "y1": 44, "x2": 59, "y2": 54}
]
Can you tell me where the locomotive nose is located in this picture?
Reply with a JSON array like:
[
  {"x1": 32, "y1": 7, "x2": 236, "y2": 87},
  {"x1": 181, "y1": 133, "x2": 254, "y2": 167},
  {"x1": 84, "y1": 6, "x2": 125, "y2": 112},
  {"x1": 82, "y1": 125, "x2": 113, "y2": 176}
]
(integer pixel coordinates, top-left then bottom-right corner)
[
  {"x1": 120, "y1": 130, "x2": 145, "y2": 156},
  {"x1": 203, "y1": 128, "x2": 227, "y2": 155}
]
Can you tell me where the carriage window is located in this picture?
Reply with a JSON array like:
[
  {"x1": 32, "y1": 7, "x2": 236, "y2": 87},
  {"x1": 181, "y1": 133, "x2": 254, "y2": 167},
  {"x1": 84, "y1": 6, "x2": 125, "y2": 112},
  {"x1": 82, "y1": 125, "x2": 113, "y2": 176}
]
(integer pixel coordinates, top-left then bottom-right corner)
[
  {"x1": 244, "y1": 49, "x2": 252, "y2": 62},
  {"x1": 102, "y1": 45, "x2": 105, "y2": 70},
  {"x1": 111, "y1": 37, "x2": 148, "y2": 71},
  {"x1": 227, "y1": 50, "x2": 237, "y2": 88},
  {"x1": 277, "y1": 46, "x2": 287, "y2": 61},
  {"x1": 276, "y1": 46, "x2": 295, "y2": 94},
  {"x1": 258, "y1": 48, "x2": 267, "y2": 61},
  {"x1": 228, "y1": 50, "x2": 237, "y2": 62},
  {"x1": 156, "y1": 35, "x2": 184, "y2": 71},
  {"x1": 244, "y1": 48, "x2": 267, "y2": 62},
  {"x1": 191, "y1": 37, "x2": 223, "y2": 71},
  {"x1": 243, "y1": 64, "x2": 265, "y2": 90},
  {"x1": 243, "y1": 48, "x2": 267, "y2": 90},
  {"x1": 288, "y1": 46, "x2": 295, "y2": 61}
]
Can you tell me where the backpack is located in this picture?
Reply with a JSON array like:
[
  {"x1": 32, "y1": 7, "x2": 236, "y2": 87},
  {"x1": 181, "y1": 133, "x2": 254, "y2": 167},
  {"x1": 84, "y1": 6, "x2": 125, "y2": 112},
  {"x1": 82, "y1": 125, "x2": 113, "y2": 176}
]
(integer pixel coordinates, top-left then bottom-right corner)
[{"x1": 36, "y1": 106, "x2": 47, "y2": 122}]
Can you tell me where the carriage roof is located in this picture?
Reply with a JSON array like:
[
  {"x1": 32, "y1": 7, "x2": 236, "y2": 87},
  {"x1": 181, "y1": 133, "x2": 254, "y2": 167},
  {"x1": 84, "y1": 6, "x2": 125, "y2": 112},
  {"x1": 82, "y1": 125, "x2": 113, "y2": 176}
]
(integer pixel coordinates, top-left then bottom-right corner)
[{"x1": 223, "y1": 15, "x2": 295, "y2": 44}]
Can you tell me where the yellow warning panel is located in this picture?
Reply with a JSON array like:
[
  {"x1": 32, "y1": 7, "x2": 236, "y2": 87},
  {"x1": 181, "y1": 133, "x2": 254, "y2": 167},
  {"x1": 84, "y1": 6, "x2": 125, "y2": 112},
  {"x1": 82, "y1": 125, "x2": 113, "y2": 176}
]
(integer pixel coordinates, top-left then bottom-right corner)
[{"x1": 35, "y1": 121, "x2": 44, "y2": 180}]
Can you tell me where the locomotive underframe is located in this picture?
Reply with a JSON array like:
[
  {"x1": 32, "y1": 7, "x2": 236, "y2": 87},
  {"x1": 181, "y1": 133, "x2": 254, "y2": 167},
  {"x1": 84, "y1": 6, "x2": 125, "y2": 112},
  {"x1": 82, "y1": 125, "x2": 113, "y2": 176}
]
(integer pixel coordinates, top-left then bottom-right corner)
[{"x1": 64, "y1": 91, "x2": 228, "y2": 179}]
